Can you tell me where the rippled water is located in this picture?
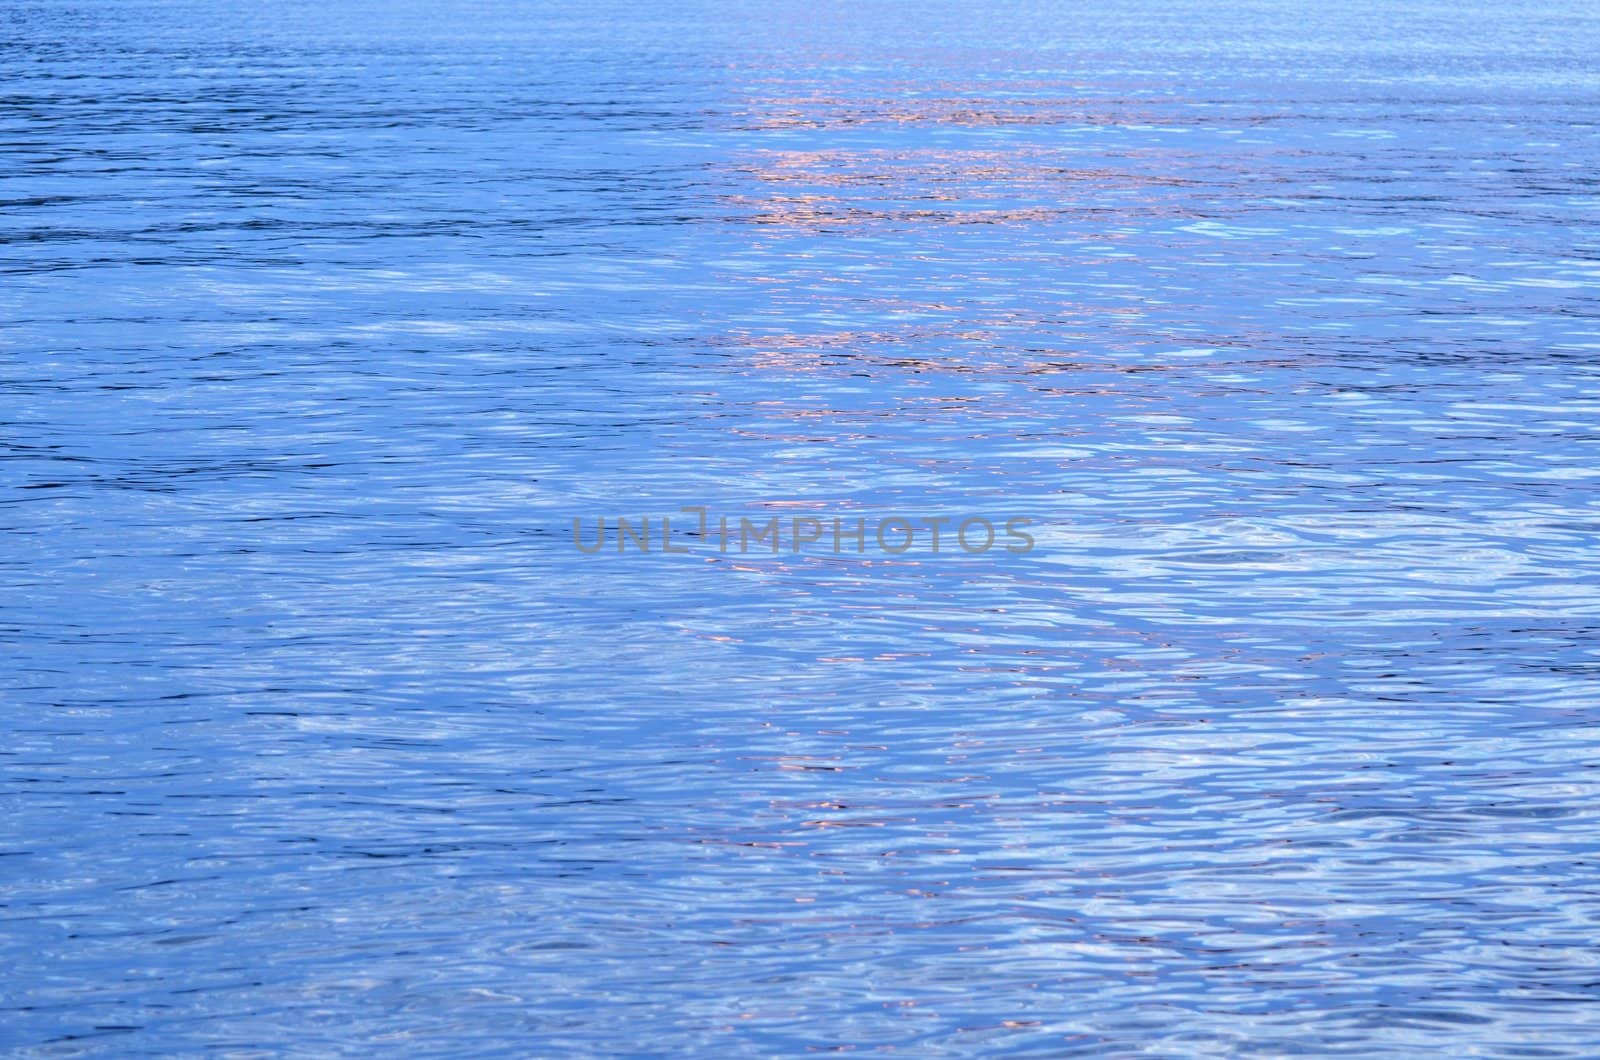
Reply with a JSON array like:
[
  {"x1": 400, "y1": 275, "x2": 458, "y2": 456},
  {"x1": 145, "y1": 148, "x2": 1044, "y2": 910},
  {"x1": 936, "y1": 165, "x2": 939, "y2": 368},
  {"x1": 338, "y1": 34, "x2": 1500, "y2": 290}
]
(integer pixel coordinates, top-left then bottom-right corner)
[{"x1": 5, "y1": 0, "x2": 1600, "y2": 1053}]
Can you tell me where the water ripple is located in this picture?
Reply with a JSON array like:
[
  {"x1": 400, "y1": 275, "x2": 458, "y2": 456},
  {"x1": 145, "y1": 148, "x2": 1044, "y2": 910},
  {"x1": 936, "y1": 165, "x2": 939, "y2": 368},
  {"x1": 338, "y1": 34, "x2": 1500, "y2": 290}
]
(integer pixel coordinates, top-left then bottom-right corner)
[{"x1": 5, "y1": 0, "x2": 1600, "y2": 1054}]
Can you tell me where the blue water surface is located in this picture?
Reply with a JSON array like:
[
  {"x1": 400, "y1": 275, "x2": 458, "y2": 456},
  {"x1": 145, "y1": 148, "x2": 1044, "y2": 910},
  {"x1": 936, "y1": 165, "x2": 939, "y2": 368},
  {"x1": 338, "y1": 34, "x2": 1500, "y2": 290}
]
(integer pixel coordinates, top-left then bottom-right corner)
[{"x1": 5, "y1": 0, "x2": 1600, "y2": 1054}]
